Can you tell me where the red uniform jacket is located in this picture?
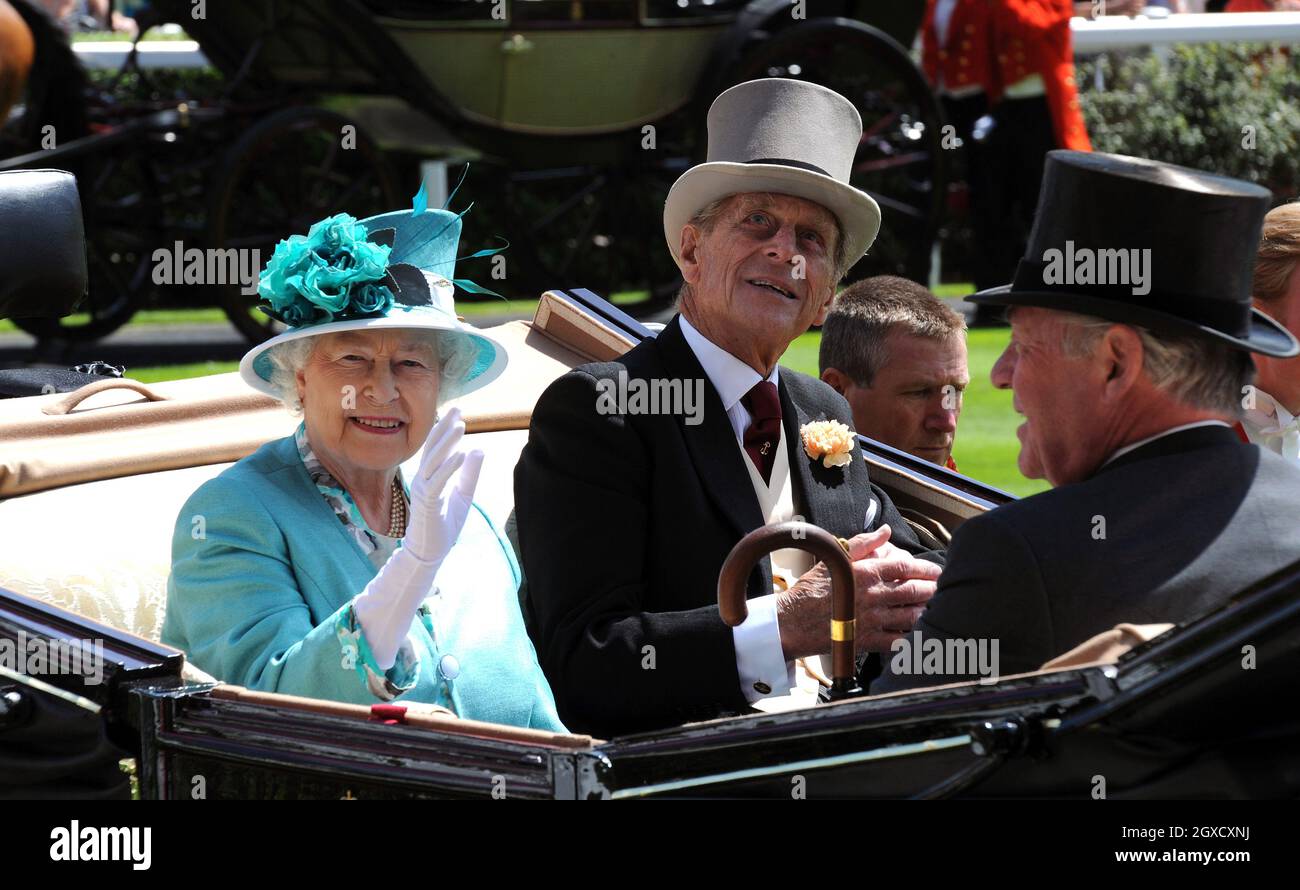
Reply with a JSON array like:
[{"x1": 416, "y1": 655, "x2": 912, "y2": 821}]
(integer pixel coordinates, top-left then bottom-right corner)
[{"x1": 921, "y1": 0, "x2": 1092, "y2": 152}]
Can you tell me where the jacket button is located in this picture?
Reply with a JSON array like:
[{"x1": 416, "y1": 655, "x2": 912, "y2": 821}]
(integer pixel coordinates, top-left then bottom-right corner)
[{"x1": 439, "y1": 653, "x2": 461, "y2": 680}]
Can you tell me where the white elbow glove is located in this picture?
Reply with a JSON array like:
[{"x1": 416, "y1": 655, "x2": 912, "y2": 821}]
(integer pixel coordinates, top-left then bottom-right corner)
[{"x1": 353, "y1": 408, "x2": 484, "y2": 670}]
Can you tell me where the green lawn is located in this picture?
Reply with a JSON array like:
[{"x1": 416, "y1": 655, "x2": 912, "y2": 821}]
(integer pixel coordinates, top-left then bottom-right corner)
[
  {"x1": 0, "y1": 295, "x2": 619, "y2": 334},
  {"x1": 35, "y1": 288, "x2": 1048, "y2": 497},
  {"x1": 129, "y1": 362, "x2": 239, "y2": 384},
  {"x1": 779, "y1": 327, "x2": 1047, "y2": 497}
]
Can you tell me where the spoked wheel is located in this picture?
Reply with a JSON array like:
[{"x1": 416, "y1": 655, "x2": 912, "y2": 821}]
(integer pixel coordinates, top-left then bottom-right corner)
[
  {"x1": 463, "y1": 146, "x2": 689, "y2": 317},
  {"x1": 722, "y1": 18, "x2": 946, "y2": 285},
  {"x1": 11, "y1": 151, "x2": 155, "y2": 341},
  {"x1": 207, "y1": 106, "x2": 398, "y2": 344},
  {"x1": 6, "y1": 1, "x2": 145, "y2": 343}
]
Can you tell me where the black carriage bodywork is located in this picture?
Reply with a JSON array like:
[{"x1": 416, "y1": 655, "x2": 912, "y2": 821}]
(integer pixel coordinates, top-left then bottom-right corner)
[{"x1": 5, "y1": 452, "x2": 1298, "y2": 800}]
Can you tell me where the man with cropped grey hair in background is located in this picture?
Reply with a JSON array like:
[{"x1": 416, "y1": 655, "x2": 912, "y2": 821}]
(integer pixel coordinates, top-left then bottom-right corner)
[
  {"x1": 874, "y1": 150, "x2": 1300, "y2": 693},
  {"x1": 820, "y1": 275, "x2": 969, "y2": 470}
]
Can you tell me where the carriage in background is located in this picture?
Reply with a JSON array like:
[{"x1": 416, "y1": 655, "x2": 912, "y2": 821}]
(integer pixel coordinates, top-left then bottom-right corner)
[{"x1": 0, "y1": 0, "x2": 944, "y2": 343}]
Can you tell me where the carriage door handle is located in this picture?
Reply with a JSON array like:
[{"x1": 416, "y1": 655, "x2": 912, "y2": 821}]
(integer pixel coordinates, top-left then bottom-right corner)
[{"x1": 501, "y1": 34, "x2": 534, "y2": 54}]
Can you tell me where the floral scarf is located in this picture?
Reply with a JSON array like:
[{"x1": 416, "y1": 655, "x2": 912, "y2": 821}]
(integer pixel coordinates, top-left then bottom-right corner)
[
  {"x1": 294, "y1": 421, "x2": 410, "y2": 555},
  {"x1": 294, "y1": 422, "x2": 436, "y2": 703}
]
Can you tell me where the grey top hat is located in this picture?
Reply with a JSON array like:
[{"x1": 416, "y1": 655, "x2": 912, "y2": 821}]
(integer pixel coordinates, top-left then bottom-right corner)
[{"x1": 663, "y1": 78, "x2": 882, "y2": 266}]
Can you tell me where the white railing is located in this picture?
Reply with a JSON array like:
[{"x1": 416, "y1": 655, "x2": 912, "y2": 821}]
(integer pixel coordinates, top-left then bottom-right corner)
[
  {"x1": 72, "y1": 39, "x2": 207, "y2": 69},
  {"x1": 70, "y1": 10, "x2": 1300, "y2": 70},
  {"x1": 1072, "y1": 11, "x2": 1300, "y2": 52}
]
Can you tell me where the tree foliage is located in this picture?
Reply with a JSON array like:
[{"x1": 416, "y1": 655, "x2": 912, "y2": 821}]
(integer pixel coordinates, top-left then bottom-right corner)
[{"x1": 1077, "y1": 43, "x2": 1300, "y2": 202}]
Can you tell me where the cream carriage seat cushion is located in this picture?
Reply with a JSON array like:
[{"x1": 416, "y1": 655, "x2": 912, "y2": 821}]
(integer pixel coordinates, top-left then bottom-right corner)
[
  {"x1": 0, "y1": 429, "x2": 529, "y2": 644},
  {"x1": 0, "y1": 463, "x2": 231, "y2": 643},
  {"x1": 1038, "y1": 622, "x2": 1174, "y2": 671}
]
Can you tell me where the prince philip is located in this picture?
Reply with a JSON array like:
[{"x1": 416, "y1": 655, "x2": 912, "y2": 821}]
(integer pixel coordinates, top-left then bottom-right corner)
[{"x1": 514, "y1": 79, "x2": 945, "y2": 737}]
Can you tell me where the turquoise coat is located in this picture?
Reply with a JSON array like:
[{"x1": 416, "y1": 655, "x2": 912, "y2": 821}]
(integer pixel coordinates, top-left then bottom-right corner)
[{"x1": 162, "y1": 435, "x2": 565, "y2": 732}]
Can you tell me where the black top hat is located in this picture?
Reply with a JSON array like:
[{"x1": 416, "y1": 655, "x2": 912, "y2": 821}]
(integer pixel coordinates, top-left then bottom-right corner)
[{"x1": 968, "y1": 150, "x2": 1299, "y2": 358}]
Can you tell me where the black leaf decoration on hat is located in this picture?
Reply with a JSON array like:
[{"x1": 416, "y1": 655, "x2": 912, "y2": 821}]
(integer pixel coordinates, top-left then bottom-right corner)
[
  {"x1": 386, "y1": 263, "x2": 433, "y2": 308},
  {"x1": 367, "y1": 227, "x2": 396, "y2": 249}
]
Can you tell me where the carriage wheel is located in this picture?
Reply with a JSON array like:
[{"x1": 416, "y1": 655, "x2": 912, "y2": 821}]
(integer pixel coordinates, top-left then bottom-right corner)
[
  {"x1": 10, "y1": 152, "x2": 154, "y2": 342},
  {"x1": 6, "y1": 0, "x2": 145, "y2": 343},
  {"x1": 207, "y1": 106, "x2": 398, "y2": 344},
  {"x1": 721, "y1": 17, "x2": 946, "y2": 285},
  {"x1": 462, "y1": 145, "x2": 689, "y2": 318}
]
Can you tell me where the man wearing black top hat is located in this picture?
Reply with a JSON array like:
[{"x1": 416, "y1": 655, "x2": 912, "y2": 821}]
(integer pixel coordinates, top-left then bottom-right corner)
[{"x1": 873, "y1": 150, "x2": 1300, "y2": 693}]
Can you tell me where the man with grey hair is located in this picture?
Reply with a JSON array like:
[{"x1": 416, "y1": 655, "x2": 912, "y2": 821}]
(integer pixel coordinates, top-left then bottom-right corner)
[
  {"x1": 874, "y1": 150, "x2": 1300, "y2": 693},
  {"x1": 516, "y1": 78, "x2": 945, "y2": 737},
  {"x1": 819, "y1": 275, "x2": 969, "y2": 469}
]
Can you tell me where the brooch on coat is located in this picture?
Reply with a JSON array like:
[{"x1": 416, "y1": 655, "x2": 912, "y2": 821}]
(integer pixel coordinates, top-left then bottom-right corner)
[{"x1": 800, "y1": 419, "x2": 854, "y2": 469}]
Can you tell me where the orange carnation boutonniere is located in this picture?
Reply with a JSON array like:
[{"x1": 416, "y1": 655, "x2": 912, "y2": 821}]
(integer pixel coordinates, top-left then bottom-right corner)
[{"x1": 800, "y1": 420, "x2": 854, "y2": 469}]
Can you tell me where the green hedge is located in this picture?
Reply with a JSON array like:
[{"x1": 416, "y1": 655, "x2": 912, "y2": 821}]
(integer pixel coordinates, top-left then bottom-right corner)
[{"x1": 1077, "y1": 43, "x2": 1300, "y2": 202}]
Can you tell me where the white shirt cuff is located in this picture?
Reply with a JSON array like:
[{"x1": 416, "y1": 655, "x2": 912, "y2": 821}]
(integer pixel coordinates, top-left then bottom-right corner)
[{"x1": 732, "y1": 593, "x2": 796, "y2": 703}]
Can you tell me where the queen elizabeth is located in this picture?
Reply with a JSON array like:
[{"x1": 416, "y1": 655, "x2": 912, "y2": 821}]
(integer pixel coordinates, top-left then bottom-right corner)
[{"x1": 162, "y1": 195, "x2": 565, "y2": 732}]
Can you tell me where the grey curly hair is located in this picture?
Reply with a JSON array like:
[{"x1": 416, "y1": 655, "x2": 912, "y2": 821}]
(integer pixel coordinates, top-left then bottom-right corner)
[{"x1": 264, "y1": 330, "x2": 479, "y2": 415}]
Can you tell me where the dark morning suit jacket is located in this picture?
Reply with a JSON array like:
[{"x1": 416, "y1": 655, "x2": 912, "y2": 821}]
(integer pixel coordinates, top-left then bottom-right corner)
[
  {"x1": 873, "y1": 425, "x2": 1300, "y2": 693},
  {"x1": 514, "y1": 315, "x2": 943, "y2": 737}
]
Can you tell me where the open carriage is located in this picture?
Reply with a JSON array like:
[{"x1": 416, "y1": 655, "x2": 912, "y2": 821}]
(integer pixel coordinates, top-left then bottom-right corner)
[
  {"x1": 3, "y1": 290, "x2": 1298, "y2": 799},
  {"x1": 2, "y1": 176, "x2": 1298, "y2": 799},
  {"x1": 0, "y1": 0, "x2": 943, "y2": 343}
]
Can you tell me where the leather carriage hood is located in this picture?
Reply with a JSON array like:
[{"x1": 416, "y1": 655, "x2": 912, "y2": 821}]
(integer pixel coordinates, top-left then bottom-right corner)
[{"x1": 0, "y1": 169, "x2": 87, "y2": 320}]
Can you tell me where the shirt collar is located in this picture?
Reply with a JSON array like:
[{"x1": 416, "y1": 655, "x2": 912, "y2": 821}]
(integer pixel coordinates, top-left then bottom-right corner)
[
  {"x1": 678, "y1": 314, "x2": 779, "y2": 412},
  {"x1": 1102, "y1": 420, "x2": 1231, "y2": 468},
  {"x1": 1243, "y1": 387, "x2": 1297, "y2": 432}
]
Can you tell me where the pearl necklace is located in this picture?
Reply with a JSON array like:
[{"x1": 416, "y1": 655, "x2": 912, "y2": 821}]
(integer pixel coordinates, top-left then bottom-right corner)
[{"x1": 387, "y1": 476, "x2": 407, "y2": 537}]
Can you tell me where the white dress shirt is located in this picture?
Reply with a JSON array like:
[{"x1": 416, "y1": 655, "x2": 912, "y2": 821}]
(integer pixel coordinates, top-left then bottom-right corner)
[
  {"x1": 1102, "y1": 420, "x2": 1232, "y2": 468},
  {"x1": 679, "y1": 316, "x2": 797, "y2": 703},
  {"x1": 1241, "y1": 388, "x2": 1300, "y2": 461}
]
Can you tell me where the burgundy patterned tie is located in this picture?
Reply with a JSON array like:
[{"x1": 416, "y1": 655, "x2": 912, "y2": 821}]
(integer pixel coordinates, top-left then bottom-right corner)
[{"x1": 741, "y1": 380, "x2": 782, "y2": 484}]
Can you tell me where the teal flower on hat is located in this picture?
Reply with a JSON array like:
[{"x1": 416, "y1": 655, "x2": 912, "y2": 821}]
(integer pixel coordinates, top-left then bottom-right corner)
[
  {"x1": 257, "y1": 213, "x2": 395, "y2": 326},
  {"x1": 242, "y1": 175, "x2": 511, "y2": 405}
]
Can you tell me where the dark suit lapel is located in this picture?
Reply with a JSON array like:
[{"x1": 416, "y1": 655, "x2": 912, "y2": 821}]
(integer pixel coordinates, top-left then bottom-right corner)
[
  {"x1": 655, "y1": 316, "x2": 766, "y2": 538},
  {"x1": 779, "y1": 373, "x2": 868, "y2": 539}
]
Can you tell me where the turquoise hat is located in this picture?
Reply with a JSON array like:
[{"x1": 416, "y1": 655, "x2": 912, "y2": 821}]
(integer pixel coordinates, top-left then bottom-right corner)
[{"x1": 240, "y1": 186, "x2": 507, "y2": 399}]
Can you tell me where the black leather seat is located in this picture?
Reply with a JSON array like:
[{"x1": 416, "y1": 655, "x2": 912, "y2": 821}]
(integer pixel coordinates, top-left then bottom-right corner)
[
  {"x1": 0, "y1": 168, "x2": 113, "y2": 397},
  {"x1": 0, "y1": 168, "x2": 86, "y2": 321}
]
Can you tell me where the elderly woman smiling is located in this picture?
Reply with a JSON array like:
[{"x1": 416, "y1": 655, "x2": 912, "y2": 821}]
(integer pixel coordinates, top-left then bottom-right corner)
[{"x1": 162, "y1": 201, "x2": 564, "y2": 731}]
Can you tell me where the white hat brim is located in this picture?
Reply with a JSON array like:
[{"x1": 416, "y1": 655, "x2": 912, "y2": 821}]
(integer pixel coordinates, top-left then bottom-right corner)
[
  {"x1": 239, "y1": 305, "x2": 507, "y2": 399},
  {"x1": 663, "y1": 162, "x2": 882, "y2": 266}
]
